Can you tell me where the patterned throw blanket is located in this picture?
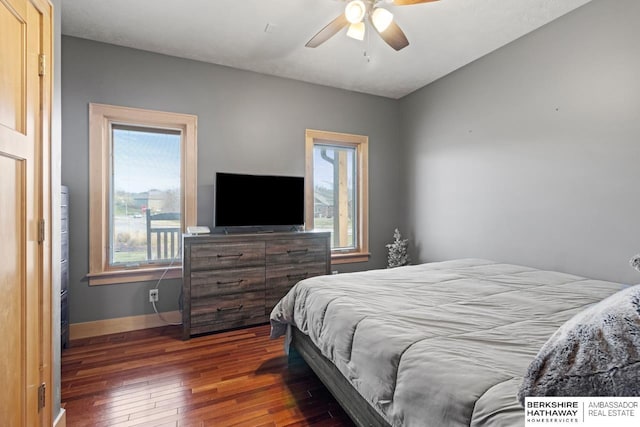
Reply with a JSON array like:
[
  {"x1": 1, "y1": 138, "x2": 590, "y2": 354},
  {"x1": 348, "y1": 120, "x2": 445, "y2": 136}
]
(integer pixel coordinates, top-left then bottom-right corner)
[{"x1": 518, "y1": 284, "x2": 640, "y2": 401}]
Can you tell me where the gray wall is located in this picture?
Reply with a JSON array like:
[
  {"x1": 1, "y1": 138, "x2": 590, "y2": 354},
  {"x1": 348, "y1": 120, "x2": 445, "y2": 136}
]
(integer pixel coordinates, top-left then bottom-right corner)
[
  {"x1": 62, "y1": 36, "x2": 404, "y2": 323},
  {"x1": 400, "y1": 0, "x2": 640, "y2": 284}
]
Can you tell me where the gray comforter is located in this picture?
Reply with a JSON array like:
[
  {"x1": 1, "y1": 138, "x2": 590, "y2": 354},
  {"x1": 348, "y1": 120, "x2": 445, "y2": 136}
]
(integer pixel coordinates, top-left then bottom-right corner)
[{"x1": 269, "y1": 259, "x2": 627, "y2": 427}]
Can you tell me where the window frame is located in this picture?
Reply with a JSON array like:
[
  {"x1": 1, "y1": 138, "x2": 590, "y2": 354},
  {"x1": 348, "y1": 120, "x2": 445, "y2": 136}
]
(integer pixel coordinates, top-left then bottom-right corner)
[
  {"x1": 305, "y1": 129, "x2": 369, "y2": 264},
  {"x1": 88, "y1": 103, "x2": 197, "y2": 285}
]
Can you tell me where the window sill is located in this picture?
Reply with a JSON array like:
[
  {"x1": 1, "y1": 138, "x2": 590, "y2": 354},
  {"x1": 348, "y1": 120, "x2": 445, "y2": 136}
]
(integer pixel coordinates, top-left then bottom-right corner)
[
  {"x1": 87, "y1": 265, "x2": 182, "y2": 286},
  {"x1": 331, "y1": 252, "x2": 371, "y2": 265}
]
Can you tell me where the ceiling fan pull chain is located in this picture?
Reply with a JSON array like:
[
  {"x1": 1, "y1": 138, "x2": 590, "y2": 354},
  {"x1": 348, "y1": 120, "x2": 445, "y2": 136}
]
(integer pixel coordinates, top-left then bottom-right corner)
[{"x1": 364, "y1": 24, "x2": 372, "y2": 63}]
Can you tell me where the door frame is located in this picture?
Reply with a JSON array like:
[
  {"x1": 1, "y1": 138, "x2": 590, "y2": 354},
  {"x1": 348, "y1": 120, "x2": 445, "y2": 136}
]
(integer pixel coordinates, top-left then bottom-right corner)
[
  {"x1": 37, "y1": 0, "x2": 54, "y2": 424},
  {"x1": 0, "y1": 0, "x2": 55, "y2": 424}
]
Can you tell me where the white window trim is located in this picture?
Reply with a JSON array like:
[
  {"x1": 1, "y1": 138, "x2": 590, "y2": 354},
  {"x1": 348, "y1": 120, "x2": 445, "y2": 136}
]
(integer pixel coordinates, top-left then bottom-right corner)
[
  {"x1": 88, "y1": 103, "x2": 197, "y2": 285},
  {"x1": 305, "y1": 129, "x2": 370, "y2": 264}
]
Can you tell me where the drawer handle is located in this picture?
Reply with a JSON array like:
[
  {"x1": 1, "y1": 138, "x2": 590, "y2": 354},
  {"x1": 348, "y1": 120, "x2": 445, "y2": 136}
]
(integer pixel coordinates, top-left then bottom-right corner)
[
  {"x1": 287, "y1": 249, "x2": 308, "y2": 255},
  {"x1": 216, "y1": 279, "x2": 244, "y2": 285},
  {"x1": 217, "y1": 305, "x2": 243, "y2": 312},
  {"x1": 217, "y1": 253, "x2": 243, "y2": 258},
  {"x1": 287, "y1": 273, "x2": 309, "y2": 280}
]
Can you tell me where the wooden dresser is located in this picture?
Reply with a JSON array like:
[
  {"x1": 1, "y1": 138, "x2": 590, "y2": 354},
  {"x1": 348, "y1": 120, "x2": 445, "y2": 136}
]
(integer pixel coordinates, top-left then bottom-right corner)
[
  {"x1": 182, "y1": 231, "x2": 331, "y2": 339},
  {"x1": 61, "y1": 185, "x2": 70, "y2": 348}
]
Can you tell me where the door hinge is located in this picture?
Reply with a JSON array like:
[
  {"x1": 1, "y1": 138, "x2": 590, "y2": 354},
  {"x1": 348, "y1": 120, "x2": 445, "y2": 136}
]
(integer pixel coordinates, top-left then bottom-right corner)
[
  {"x1": 38, "y1": 54, "x2": 46, "y2": 77},
  {"x1": 38, "y1": 218, "x2": 45, "y2": 243},
  {"x1": 38, "y1": 383, "x2": 46, "y2": 411}
]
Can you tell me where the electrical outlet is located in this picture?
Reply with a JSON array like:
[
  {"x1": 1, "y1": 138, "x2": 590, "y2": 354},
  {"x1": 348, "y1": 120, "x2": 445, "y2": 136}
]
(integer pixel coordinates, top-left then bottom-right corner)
[{"x1": 149, "y1": 289, "x2": 159, "y2": 303}]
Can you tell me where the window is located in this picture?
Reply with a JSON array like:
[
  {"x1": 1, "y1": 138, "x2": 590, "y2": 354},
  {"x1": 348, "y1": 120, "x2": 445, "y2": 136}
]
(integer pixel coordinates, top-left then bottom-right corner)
[
  {"x1": 88, "y1": 104, "x2": 197, "y2": 285},
  {"x1": 305, "y1": 129, "x2": 369, "y2": 263}
]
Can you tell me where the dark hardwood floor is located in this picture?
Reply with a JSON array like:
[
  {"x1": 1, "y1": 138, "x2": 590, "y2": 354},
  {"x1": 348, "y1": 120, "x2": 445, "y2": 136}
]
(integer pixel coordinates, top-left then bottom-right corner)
[{"x1": 61, "y1": 324, "x2": 354, "y2": 427}]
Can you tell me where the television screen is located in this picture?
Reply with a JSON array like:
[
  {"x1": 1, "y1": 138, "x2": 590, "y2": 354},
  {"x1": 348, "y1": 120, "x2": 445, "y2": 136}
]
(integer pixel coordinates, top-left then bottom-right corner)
[{"x1": 215, "y1": 172, "x2": 305, "y2": 228}]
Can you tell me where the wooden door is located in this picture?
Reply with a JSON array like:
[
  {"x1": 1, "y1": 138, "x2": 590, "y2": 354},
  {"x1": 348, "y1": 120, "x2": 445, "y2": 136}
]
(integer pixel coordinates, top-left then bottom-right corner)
[{"x1": 0, "y1": 0, "x2": 52, "y2": 425}]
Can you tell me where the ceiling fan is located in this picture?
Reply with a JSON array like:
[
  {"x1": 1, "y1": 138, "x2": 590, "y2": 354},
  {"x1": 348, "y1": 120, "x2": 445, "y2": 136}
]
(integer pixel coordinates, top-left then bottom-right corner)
[{"x1": 306, "y1": 0, "x2": 440, "y2": 51}]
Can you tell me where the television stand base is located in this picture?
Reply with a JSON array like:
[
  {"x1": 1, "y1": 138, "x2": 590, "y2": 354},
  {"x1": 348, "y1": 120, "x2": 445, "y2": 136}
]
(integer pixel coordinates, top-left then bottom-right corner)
[{"x1": 222, "y1": 225, "x2": 302, "y2": 235}]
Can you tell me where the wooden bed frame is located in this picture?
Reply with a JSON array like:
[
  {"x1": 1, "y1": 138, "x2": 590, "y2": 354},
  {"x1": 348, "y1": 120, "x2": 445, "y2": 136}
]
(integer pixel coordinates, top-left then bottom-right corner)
[{"x1": 289, "y1": 327, "x2": 391, "y2": 427}]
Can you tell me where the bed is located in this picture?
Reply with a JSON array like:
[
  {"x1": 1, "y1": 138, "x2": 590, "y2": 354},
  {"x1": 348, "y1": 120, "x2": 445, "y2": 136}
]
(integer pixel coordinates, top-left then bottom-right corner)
[{"x1": 269, "y1": 259, "x2": 635, "y2": 427}]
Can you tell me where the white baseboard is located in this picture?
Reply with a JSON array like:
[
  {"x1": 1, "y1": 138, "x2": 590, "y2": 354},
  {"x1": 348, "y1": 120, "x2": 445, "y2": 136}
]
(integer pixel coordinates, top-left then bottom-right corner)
[
  {"x1": 69, "y1": 310, "x2": 181, "y2": 340},
  {"x1": 54, "y1": 408, "x2": 66, "y2": 427}
]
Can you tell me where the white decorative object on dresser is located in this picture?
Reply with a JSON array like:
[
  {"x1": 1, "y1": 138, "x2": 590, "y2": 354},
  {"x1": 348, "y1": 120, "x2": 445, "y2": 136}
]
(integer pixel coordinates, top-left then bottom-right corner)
[{"x1": 181, "y1": 231, "x2": 330, "y2": 339}]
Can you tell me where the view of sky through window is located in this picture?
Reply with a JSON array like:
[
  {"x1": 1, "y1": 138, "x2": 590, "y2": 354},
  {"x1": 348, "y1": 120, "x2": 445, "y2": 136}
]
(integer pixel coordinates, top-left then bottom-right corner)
[{"x1": 112, "y1": 127, "x2": 181, "y2": 193}]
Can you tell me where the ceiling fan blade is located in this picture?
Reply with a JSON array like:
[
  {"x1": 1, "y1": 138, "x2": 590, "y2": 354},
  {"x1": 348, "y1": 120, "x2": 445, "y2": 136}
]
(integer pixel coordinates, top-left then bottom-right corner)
[
  {"x1": 306, "y1": 14, "x2": 349, "y2": 48},
  {"x1": 371, "y1": 18, "x2": 409, "y2": 51},
  {"x1": 393, "y1": 0, "x2": 440, "y2": 5}
]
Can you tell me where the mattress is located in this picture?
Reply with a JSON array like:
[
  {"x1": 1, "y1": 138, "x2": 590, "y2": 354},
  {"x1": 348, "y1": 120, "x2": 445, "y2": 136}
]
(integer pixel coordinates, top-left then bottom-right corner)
[{"x1": 269, "y1": 259, "x2": 627, "y2": 427}]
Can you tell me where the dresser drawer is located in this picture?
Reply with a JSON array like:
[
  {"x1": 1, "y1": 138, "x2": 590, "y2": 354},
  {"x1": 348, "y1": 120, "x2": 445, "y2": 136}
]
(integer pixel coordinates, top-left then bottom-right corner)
[
  {"x1": 190, "y1": 242, "x2": 265, "y2": 270},
  {"x1": 61, "y1": 209, "x2": 68, "y2": 233},
  {"x1": 265, "y1": 263, "x2": 328, "y2": 313},
  {"x1": 191, "y1": 267, "x2": 264, "y2": 297},
  {"x1": 190, "y1": 290, "x2": 265, "y2": 326},
  {"x1": 61, "y1": 234, "x2": 69, "y2": 261},
  {"x1": 61, "y1": 259, "x2": 69, "y2": 293},
  {"x1": 266, "y1": 237, "x2": 328, "y2": 265},
  {"x1": 60, "y1": 290, "x2": 69, "y2": 323}
]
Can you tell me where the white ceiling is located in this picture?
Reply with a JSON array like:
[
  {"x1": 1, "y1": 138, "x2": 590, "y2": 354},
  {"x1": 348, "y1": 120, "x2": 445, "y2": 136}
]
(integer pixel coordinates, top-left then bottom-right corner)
[{"x1": 61, "y1": 0, "x2": 593, "y2": 99}]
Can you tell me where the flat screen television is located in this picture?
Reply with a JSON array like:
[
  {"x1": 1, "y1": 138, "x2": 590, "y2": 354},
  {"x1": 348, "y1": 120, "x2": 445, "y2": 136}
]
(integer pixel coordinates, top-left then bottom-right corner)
[{"x1": 215, "y1": 172, "x2": 305, "y2": 228}]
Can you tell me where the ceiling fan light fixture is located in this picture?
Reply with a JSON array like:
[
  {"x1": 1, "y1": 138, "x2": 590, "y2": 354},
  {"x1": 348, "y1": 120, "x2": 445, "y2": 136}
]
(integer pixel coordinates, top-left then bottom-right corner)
[
  {"x1": 346, "y1": 22, "x2": 366, "y2": 40},
  {"x1": 372, "y1": 7, "x2": 394, "y2": 32},
  {"x1": 345, "y1": 0, "x2": 367, "y2": 24}
]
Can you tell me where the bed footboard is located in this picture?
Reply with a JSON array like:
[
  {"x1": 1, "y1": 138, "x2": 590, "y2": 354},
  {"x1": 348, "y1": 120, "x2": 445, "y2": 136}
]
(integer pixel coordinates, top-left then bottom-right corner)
[{"x1": 290, "y1": 327, "x2": 390, "y2": 427}]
